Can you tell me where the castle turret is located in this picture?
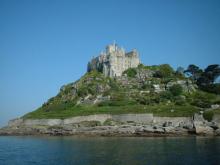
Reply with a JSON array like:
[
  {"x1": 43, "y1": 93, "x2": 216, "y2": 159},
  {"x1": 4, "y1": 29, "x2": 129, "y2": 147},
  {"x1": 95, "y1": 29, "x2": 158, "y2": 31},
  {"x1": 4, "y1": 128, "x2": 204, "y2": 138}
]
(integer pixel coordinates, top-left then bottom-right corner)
[{"x1": 106, "y1": 42, "x2": 117, "y2": 54}]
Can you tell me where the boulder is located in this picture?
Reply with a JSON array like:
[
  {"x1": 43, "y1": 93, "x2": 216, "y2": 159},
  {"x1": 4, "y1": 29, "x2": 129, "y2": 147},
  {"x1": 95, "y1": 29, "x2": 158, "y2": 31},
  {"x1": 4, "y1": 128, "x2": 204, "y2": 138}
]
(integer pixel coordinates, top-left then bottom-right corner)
[
  {"x1": 142, "y1": 126, "x2": 154, "y2": 133},
  {"x1": 153, "y1": 126, "x2": 165, "y2": 133},
  {"x1": 207, "y1": 122, "x2": 219, "y2": 130},
  {"x1": 211, "y1": 104, "x2": 220, "y2": 109},
  {"x1": 193, "y1": 114, "x2": 213, "y2": 135},
  {"x1": 194, "y1": 125, "x2": 214, "y2": 135},
  {"x1": 163, "y1": 126, "x2": 175, "y2": 133},
  {"x1": 193, "y1": 113, "x2": 205, "y2": 123},
  {"x1": 215, "y1": 129, "x2": 220, "y2": 136},
  {"x1": 193, "y1": 113, "x2": 214, "y2": 135},
  {"x1": 167, "y1": 80, "x2": 196, "y2": 93},
  {"x1": 163, "y1": 121, "x2": 173, "y2": 127},
  {"x1": 153, "y1": 84, "x2": 164, "y2": 93}
]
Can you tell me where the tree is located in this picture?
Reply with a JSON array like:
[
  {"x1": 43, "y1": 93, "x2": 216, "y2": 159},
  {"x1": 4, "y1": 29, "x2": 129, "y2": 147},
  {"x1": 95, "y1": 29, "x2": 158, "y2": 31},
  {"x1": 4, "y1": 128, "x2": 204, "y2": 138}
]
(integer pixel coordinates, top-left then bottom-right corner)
[
  {"x1": 204, "y1": 64, "x2": 220, "y2": 84},
  {"x1": 175, "y1": 66, "x2": 185, "y2": 78},
  {"x1": 197, "y1": 64, "x2": 220, "y2": 86},
  {"x1": 184, "y1": 64, "x2": 220, "y2": 94},
  {"x1": 176, "y1": 66, "x2": 185, "y2": 75},
  {"x1": 169, "y1": 84, "x2": 183, "y2": 96},
  {"x1": 195, "y1": 64, "x2": 220, "y2": 94},
  {"x1": 154, "y1": 64, "x2": 174, "y2": 78},
  {"x1": 184, "y1": 64, "x2": 203, "y2": 81}
]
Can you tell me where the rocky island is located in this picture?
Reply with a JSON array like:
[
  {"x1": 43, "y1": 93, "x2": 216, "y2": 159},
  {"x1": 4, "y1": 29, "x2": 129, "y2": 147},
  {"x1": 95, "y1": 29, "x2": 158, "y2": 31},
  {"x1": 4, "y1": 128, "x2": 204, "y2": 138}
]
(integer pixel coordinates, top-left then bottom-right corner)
[{"x1": 1, "y1": 43, "x2": 220, "y2": 136}]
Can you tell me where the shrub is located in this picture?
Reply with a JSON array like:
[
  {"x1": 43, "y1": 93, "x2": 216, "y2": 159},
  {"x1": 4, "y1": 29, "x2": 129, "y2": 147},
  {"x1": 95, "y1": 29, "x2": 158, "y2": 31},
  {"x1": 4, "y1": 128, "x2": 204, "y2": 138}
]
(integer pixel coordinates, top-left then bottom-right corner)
[
  {"x1": 123, "y1": 68, "x2": 137, "y2": 78},
  {"x1": 103, "y1": 119, "x2": 114, "y2": 126},
  {"x1": 43, "y1": 101, "x2": 75, "y2": 112},
  {"x1": 200, "y1": 84, "x2": 220, "y2": 95},
  {"x1": 174, "y1": 96, "x2": 186, "y2": 105},
  {"x1": 109, "y1": 79, "x2": 120, "y2": 90},
  {"x1": 190, "y1": 91, "x2": 215, "y2": 108},
  {"x1": 137, "y1": 97, "x2": 148, "y2": 105},
  {"x1": 97, "y1": 100, "x2": 136, "y2": 107},
  {"x1": 169, "y1": 84, "x2": 183, "y2": 96},
  {"x1": 136, "y1": 95, "x2": 156, "y2": 105},
  {"x1": 191, "y1": 99, "x2": 211, "y2": 108},
  {"x1": 154, "y1": 64, "x2": 174, "y2": 78},
  {"x1": 160, "y1": 91, "x2": 173, "y2": 101},
  {"x1": 77, "y1": 87, "x2": 88, "y2": 97},
  {"x1": 203, "y1": 111, "x2": 214, "y2": 122}
]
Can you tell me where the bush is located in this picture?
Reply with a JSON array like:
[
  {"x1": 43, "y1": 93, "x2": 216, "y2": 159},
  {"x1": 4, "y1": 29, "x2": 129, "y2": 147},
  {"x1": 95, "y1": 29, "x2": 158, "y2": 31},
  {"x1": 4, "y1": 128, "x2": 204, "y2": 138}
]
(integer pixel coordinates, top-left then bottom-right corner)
[
  {"x1": 123, "y1": 68, "x2": 137, "y2": 78},
  {"x1": 200, "y1": 84, "x2": 220, "y2": 94},
  {"x1": 77, "y1": 87, "x2": 88, "y2": 97},
  {"x1": 203, "y1": 111, "x2": 214, "y2": 122},
  {"x1": 97, "y1": 100, "x2": 136, "y2": 107},
  {"x1": 191, "y1": 99, "x2": 211, "y2": 108},
  {"x1": 43, "y1": 101, "x2": 75, "y2": 112},
  {"x1": 169, "y1": 84, "x2": 183, "y2": 96},
  {"x1": 174, "y1": 96, "x2": 186, "y2": 105},
  {"x1": 190, "y1": 91, "x2": 216, "y2": 108},
  {"x1": 137, "y1": 97, "x2": 149, "y2": 105},
  {"x1": 160, "y1": 91, "x2": 173, "y2": 101},
  {"x1": 109, "y1": 79, "x2": 120, "y2": 90},
  {"x1": 154, "y1": 64, "x2": 174, "y2": 78},
  {"x1": 141, "y1": 84, "x2": 152, "y2": 90}
]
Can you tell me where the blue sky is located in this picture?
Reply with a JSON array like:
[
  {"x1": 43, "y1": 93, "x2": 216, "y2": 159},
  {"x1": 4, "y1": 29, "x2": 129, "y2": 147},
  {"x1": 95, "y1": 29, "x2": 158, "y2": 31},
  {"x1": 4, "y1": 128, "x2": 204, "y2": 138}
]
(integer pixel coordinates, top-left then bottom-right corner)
[{"x1": 0, "y1": 0, "x2": 220, "y2": 126}]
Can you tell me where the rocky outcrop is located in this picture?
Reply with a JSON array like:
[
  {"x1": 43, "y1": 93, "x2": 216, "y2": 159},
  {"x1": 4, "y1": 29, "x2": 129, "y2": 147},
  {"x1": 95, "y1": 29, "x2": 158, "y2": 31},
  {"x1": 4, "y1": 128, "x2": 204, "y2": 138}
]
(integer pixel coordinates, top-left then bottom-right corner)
[
  {"x1": 1, "y1": 113, "x2": 219, "y2": 136},
  {"x1": 166, "y1": 80, "x2": 197, "y2": 93},
  {"x1": 193, "y1": 113, "x2": 215, "y2": 135}
]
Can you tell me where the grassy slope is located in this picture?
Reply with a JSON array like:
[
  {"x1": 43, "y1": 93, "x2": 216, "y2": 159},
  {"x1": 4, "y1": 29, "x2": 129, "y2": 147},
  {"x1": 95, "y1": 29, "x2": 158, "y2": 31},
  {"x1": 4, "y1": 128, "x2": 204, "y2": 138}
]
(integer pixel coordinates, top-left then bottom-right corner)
[
  {"x1": 23, "y1": 104, "x2": 200, "y2": 119},
  {"x1": 23, "y1": 67, "x2": 220, "y2": 120}
]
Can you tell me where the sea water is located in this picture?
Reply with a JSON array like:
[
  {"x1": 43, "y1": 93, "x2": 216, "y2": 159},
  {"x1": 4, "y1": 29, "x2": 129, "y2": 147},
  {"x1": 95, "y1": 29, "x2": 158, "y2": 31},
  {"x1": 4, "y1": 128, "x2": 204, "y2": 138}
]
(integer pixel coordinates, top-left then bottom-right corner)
[{"x1": 0, "y1": 136, "x2": 219, "y2": 165}]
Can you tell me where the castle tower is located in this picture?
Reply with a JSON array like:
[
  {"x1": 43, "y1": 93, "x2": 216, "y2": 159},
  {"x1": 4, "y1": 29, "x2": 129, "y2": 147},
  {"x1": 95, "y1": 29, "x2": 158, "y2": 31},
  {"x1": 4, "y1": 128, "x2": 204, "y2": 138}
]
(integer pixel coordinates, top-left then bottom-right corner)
[{"x1": 87, "y1": 43, "x2": 140, "y2": 77}]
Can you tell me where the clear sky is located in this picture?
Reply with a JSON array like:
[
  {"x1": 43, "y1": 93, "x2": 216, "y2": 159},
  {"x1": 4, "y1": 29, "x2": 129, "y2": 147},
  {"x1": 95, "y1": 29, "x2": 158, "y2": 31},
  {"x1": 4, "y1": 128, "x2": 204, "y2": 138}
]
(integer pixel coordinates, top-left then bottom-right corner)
[{"x1": 0, "y1": 0, "x2": 220, "y2": 126}]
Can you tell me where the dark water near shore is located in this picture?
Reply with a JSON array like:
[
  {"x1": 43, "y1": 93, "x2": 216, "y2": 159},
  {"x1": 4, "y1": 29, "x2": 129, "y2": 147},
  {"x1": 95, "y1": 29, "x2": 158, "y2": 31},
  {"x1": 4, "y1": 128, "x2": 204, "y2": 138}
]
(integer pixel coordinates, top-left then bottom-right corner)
[{"x1": 0, "y1": 136, "x2": 220, "y2": 165}]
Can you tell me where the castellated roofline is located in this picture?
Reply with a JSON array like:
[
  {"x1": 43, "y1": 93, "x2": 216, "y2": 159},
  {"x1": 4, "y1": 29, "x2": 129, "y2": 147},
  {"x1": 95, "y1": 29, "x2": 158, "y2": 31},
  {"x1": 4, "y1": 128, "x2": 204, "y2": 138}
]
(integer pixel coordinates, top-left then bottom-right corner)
[
  {"x1": 87, "y1": 43, "x2": 141, "y2": 77},
  {"x1": 125, "y1": 49, "x2": 139, "y2": 57}
]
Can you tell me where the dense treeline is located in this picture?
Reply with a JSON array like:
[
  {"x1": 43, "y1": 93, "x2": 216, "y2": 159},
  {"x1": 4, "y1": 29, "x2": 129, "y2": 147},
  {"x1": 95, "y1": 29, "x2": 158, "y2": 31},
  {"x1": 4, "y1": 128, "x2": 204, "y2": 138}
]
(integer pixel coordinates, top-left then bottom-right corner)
[{"x1": 184, "y1": 64, "x2": 220, "y2": 94}]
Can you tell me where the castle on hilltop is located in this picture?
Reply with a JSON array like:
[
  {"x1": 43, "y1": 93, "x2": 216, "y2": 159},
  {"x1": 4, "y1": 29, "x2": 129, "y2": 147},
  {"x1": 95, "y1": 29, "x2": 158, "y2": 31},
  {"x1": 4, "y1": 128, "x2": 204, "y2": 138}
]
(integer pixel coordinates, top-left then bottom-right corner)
[{"x1": 87, "y1": 43, "x2": 140, "y2": 77}]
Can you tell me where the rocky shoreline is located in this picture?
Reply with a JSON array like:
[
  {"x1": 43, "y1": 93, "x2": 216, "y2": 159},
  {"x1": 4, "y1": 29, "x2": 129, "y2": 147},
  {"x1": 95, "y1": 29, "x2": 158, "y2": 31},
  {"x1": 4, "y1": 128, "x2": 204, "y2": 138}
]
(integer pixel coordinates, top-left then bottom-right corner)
[{"x1": 0, "y1": 113, "x2": 220, "y2": 136}]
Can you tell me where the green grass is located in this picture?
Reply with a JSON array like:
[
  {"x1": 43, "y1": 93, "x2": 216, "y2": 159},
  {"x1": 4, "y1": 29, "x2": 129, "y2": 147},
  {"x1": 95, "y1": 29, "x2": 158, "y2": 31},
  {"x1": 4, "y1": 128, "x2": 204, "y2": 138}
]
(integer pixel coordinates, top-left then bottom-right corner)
[{"x1": 23, "y1": 104, "x2": 200, "y2": 119}]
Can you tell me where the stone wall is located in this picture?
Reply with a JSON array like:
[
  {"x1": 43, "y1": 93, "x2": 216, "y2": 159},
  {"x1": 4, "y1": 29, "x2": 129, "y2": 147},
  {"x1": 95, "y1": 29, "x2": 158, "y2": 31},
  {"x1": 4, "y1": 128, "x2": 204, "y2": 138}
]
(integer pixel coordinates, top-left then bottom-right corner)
[
  {"x1": 153, "y1": 117, "x2": 192, "y2": 127},
  {"x1": 63, "y1": 114, "x2": 112, "y2": 125},
  {"x1": 8, "y1": 114, "x2": 192, "y2": 127},
  {"x1": 112, "y1": 114, "x2": 153, "y2": 124}
]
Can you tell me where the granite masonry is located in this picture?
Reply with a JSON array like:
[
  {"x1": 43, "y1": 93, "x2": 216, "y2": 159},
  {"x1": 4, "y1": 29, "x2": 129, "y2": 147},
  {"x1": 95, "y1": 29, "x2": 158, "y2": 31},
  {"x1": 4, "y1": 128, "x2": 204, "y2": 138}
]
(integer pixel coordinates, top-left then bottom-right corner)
[{"x1": 87, "y1": 43, "x2": 140, "y2": 77}]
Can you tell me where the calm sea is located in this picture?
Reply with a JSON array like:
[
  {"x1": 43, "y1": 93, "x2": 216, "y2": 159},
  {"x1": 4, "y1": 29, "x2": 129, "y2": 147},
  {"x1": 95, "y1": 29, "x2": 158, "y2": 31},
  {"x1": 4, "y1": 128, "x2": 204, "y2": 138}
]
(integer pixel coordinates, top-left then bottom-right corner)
[{"x1": 0, "y1": 136, "x2": 219, "y2": 165}]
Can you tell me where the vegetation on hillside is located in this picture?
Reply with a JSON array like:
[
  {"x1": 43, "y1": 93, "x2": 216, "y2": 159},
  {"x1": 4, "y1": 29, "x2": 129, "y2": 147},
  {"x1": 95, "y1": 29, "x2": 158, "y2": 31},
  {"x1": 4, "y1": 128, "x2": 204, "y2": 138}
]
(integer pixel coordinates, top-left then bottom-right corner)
[{"x1": 24, "y1": 64, "x2": 220, "y2": 119}]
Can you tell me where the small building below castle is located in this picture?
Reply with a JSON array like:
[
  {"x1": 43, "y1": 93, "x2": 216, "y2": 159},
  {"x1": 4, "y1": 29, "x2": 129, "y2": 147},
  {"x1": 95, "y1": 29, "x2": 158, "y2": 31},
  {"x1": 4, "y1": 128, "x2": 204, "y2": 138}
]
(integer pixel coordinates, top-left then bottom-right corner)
[{"x1": 87, "y1": 43, "x2": 140, "y2": 77}]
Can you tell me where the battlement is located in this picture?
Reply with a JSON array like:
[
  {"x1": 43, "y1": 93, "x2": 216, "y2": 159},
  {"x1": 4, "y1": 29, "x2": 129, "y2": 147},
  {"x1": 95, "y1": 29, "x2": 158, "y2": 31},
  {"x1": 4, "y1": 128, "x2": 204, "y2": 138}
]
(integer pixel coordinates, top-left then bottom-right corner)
[{"x1": 87, "y1": 43, "x2": 140, "y2": 77}]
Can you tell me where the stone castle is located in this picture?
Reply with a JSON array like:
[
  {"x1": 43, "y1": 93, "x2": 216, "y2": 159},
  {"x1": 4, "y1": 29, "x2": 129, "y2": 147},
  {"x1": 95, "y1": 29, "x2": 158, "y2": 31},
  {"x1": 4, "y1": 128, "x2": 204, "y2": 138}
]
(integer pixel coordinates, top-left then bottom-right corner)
[{"x1": 87, "y1": 43, "x2": 140, "y2": 77}]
